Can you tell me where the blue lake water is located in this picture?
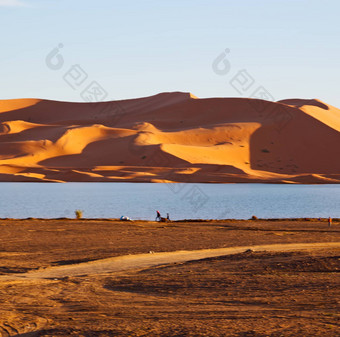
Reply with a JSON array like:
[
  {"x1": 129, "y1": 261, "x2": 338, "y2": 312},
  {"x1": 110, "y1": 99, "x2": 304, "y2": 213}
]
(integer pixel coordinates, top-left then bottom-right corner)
[{"x1": 0, "y1": 183, "x2": 339, "y2": 220}]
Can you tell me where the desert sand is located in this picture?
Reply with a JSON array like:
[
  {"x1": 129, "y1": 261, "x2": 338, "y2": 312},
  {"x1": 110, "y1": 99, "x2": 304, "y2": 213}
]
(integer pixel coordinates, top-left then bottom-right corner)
[
  {"x1": 2, "y1": 242, "x2": 339, "y2": 281},
  {"x1": 0, "y1": 219, "x2": 339, "y2": 336},
  {"x1": 0, "y1": 92, "x2": 339, "y2": 183}
]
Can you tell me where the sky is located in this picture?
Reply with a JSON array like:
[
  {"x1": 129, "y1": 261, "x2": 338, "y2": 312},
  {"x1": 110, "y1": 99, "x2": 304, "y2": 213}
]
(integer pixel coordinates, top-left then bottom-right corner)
[{"x1": 1, "y1": 0, "x2": 340, "y2": 107}]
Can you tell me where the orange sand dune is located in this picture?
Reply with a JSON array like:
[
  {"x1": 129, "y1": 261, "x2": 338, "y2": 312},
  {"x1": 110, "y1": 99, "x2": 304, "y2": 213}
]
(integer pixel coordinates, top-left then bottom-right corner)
[{"x1": 0, "y1": 92, "x2": 339, "y2": 183}]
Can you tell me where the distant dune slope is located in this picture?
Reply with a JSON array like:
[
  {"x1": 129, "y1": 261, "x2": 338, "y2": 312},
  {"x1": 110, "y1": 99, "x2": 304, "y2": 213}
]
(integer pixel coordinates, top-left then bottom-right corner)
[{"x1": 0, "y1": 92, "x2": 339, "y2": 183}]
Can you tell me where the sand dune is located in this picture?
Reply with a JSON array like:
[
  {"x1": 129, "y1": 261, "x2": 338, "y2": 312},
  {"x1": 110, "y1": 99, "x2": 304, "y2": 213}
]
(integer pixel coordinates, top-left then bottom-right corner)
[{"x1": 0, "y1": 92, "x2": 339, "y2": 183}]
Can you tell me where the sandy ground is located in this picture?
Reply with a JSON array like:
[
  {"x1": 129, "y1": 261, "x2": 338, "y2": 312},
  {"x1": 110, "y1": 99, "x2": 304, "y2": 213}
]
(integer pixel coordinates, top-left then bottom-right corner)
[
  {"x1": 0, "y1": 219, "x2": 339, "y2": 336},
  {"x1": 0, "y1": 93, "x2": 340, "y2": 183},
  {"x1": 2, "y1": 242, "x2": 339, "y2": 281}
]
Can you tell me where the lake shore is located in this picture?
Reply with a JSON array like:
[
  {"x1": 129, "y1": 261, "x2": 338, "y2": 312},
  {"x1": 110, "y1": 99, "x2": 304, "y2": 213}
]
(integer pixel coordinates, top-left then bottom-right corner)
[{"x1": 0, "y1": 217, "x2": 339, "y2": 221}]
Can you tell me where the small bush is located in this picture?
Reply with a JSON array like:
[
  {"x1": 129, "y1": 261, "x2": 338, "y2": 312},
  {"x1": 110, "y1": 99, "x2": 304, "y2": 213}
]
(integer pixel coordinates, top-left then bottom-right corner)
[
  {"x1": 251, "y1": 215, "x2": 258, "y2": 220},
  {"x1": 75, "y1": 210, "x2": 83, "y2": 219},
  {"x1": 261, "y1": 149, "x2": 270, "y2": 153}
]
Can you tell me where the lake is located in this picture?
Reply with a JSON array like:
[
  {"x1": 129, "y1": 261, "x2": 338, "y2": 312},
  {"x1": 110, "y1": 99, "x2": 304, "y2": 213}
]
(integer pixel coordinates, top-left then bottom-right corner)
[{"x1": 0, "y1": 183, "x2": 339, "y2": 220}]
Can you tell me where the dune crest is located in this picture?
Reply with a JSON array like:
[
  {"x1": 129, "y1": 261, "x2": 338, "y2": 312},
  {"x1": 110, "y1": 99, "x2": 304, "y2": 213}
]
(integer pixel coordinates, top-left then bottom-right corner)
[
  {"x1": 0, "y1": 92, "x2": 339, "y2": 183},
  {"x1": 0, "y1": 98, "x2": 41, "y2": 113}
]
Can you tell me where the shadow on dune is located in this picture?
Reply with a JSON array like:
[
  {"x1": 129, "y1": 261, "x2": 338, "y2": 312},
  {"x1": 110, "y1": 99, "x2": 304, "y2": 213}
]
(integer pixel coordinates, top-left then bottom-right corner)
[
  {"x1": 249, "y1": 101, "x2": 340, "y2": 176},
  {"x1": 0, "y1": 124, "x2": 68, "y2": 143},
  {"x1": 0, "y1": 100, "x2": 126, "y2": 127},
  {"x1": 278, "y1": 98, "x2": 329, "y2": 110},
  {"x1": 38, "y1": 135, "x2": 189, "y2": 168}
]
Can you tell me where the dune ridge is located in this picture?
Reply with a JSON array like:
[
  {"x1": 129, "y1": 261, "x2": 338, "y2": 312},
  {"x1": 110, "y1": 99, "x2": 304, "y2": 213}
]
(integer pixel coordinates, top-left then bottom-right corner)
[{"x1": 0, "y1": 92, "x2": 339, "y2": 183}]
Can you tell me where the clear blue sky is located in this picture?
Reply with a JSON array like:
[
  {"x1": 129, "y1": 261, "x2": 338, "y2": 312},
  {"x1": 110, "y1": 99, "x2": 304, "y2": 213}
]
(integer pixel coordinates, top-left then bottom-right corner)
[{"x1": 1, "y1": 0, "x2": 340, "y2": 107}]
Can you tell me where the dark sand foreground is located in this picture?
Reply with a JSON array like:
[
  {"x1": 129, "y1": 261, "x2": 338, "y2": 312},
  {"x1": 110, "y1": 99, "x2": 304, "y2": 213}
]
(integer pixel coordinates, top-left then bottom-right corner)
[{"x1": 0, "y1": 219, "x2": 339, "y2": 336}]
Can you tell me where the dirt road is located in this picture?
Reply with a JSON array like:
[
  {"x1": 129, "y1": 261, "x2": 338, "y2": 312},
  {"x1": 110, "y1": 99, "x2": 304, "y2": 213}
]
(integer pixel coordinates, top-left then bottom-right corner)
[{"x1": 3, "y1": 242, "x2": 339, "y2": 281}]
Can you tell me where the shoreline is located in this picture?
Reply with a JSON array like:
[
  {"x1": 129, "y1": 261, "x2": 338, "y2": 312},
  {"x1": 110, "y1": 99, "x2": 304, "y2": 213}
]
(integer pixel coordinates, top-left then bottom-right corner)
[{"x1": 0, "y1": 217, "x2": 339, "y2": 222}]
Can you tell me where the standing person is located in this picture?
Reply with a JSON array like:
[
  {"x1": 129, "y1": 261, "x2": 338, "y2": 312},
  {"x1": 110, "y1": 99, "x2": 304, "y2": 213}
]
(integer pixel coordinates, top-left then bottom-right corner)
[
  {"x1": 166, "y1": 213, "x2": 170, "y2": 221},
  {"x1": 328, "y1": 217, "x2": 332, "y2": 227},
  {"x1": 156, "y1": 210, "x2": 161, "y2": 221}
]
